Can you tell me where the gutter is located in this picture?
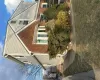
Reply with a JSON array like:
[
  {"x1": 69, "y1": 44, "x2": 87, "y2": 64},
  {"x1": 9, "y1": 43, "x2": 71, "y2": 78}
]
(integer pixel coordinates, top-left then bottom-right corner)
[{"x1": 4, "y1": 54, "x2": 25, "y2": 66}]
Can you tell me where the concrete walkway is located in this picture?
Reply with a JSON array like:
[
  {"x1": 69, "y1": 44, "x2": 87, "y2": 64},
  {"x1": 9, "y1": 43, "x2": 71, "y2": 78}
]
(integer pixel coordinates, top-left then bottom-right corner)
[{"x1": 62, "y1": 70, "x2": 95, "y2": 80}]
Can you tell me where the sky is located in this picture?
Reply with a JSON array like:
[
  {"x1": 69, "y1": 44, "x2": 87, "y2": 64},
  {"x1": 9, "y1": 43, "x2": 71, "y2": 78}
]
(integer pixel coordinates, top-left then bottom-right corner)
[{"x1": 0, "y1": 0, "x2": 42, "y2": 80}]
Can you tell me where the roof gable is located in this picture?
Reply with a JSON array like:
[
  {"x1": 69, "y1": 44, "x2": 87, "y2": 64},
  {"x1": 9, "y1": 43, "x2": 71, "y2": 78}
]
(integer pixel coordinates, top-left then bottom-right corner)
[
  {"x1": 11, "y1": 1, "x2": 35, "y2": 19},
  {"x1": 4, "y1": 24, "x2": 29, "y2": 56},
  {"x1": 9, "y1": 2, "x2": 39, "y2": 33}
]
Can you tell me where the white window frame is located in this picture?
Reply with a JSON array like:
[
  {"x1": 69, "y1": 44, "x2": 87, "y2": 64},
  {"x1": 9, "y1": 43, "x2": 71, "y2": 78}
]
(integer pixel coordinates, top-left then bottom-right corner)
[{"x1": 41, "y1": 3, "x2": 48, "y2": 8}]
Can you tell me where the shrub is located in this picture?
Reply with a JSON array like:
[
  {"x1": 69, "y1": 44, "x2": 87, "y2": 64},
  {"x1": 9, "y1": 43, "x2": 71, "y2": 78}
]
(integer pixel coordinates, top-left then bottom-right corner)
[
  {"x1": 48, "y1": 27, "x2": 70, "y2": 58},
  {"x1": 43, "y1": 3, "x2": 68, "y2": 20},
  {"x1": 45, "y1": 19, "x2": 55, "y2": 31},
  {"x1": 55, "y1": 10, "x2": 70, "y2": 28}
]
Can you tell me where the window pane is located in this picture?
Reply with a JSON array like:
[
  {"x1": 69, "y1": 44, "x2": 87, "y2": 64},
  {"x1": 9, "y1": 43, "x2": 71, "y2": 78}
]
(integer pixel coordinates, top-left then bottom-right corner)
[
  {"x1": 38, "y1": 30, "x2": 46, "y2": 32},
  {"x1": 38, "y1": 34, "x2": 48, "y2": 37},
  {"x1": 37, "y1": 39, "x2": 48, "y2": 43},
  {"x1": 11, "y1": 20, "x2": 16, "y2": 24},
  {"x1": 19, "y1": 21, "x2": 23, "y2": 24},
  {"x1": 43, "y1": 4, "x2": 47, "y2": 8},
  {"x1": 23, "y1": 21, "x2": 28, "y2": 25}
]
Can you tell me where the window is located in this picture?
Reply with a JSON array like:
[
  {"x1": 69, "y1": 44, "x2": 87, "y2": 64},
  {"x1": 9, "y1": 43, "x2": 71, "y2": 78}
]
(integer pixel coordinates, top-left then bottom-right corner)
[
  {"x1": 40, "y1": 14, "x2": 46, "y2": 20},
  {"x1": 23, "y1": 61, "x2": 28, "y2": 63},
  {"x1": 19, "y1": 21, "x2": 23, "y2": 24},
  {"x1": 23, "y1": 20, "x2": 28, "y2": 25},
  {"x1": 39, "y1": 26, "x2": 45, "y2": 28},
  {"x1": 38, "y1": 30, "x2": 46, "y2": 32},
  {"x1": 10, "y1": 20, "x2": 16, "y2": 24},
  {"x1": 40, "y1": 14, "x2": 44, "y2": 18},
  {"x1": 19, "y1": 20, "x2": 28, "y2": 25},
  {"x1": 37, "y1": 39, "x2": 48, "y2": 43},
  {"x1": 38, "y1": 34, "x2": 48, "y2": 37},
  {"x1": 43, "y1": 4, "x2": 47, "y2": 8},
  {"x1": 41, "y1": 3, "x2": 48, "y2": 8}
]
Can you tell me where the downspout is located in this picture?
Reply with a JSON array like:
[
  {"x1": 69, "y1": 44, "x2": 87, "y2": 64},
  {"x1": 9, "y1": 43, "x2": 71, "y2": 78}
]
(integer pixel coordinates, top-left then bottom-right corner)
[
  {"x1": 33, "y1": 55, "x2": 46, "y2": 70},
  {"x1": 4, "y1": 54, "x2": 25, "y2": 66}
]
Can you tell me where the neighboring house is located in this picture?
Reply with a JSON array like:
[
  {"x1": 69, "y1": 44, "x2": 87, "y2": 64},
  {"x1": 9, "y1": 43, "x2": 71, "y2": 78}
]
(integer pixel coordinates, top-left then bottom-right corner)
[{"x1": 3, "y1": 0, "x2": 62, "y2": 70}]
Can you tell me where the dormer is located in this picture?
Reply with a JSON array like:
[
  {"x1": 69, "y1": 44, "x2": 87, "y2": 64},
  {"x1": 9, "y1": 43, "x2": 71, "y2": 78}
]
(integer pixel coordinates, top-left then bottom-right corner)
[{"x1": 41, "y1": 3, "x2": 48, "y2": 8}]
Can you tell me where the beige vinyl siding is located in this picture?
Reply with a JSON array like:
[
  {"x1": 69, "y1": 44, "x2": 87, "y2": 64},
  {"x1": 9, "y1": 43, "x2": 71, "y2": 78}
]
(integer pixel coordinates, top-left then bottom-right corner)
[
  {"x1": 25, "y1": 56, "x2": 39, "y2": 64},
  {"x1": 4, "y1": 25, "x2": 29, "y2": 56},
  {"x1": 9, "y1": 3, "x2": 38, "y2": 33},
  {"x1": 34, "y1": 54, "x2": 57, "y2": 66}
]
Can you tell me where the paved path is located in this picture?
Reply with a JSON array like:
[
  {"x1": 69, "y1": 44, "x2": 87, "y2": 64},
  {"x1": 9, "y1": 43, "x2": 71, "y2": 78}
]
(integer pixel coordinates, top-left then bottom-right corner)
[
  {"x1": 63, "y1": 49, "x2": 75, "y2": 71},
  {"x1": 62, "y1": 70, "x2": 95, "y2": 80}
]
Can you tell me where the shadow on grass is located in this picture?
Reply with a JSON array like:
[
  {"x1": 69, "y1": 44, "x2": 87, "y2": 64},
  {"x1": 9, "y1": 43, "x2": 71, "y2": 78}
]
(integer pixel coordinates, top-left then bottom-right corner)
[
  {"x1": 63, "y1": 50, "x2": 95, "y2": 80},
  {"x1": 63, "y1": 70, "x2": 95, "y2": 80}
]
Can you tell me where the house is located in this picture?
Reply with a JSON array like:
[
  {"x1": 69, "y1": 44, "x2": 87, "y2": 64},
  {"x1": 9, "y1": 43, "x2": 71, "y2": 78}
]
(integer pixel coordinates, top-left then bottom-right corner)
[{"x1": 3, "y1": 0, "x2": 63, "y2": 70}]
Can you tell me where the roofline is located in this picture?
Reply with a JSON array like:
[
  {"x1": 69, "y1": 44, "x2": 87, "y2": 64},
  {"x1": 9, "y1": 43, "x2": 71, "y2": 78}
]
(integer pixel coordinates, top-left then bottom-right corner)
[
  {"x1": 10, "y1": 1, "x2": 36, "y2": 20},
  {"x1": 16, "y1": 0, "x2": 40, "y2": 34},
  {"x1": 10, "y1": 1, "x2": 23, "y2": 19},
  {"x1": 3, "y1": 22, "x2": 10, "y2": 56},
  {"x1": 3, "y1": 21, "x2": 31, "y2": 56},
  {"x1": 16, "y1": 34, "x2": 31, "y2": 53},
  {"x1": 9, "y1": 23, "x2": 30, "y2": 54},
  {"x1": 16, "y1": 20, "x2": 37, "y2": 34},
  {"x1": 9, "y1": 0, "x2": 40, "y2": 34},
  {"x1": 4, "y1": 54, "x2": 25, "y2": 66},
  {"x1": 32, "y1": 52, "x2": 49, "y2": 55}
]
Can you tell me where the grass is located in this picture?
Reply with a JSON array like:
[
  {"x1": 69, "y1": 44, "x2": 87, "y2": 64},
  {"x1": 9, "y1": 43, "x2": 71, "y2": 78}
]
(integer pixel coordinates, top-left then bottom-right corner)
[
  {"x1": 63, "y1": 0, "x2": 100, "y2": 77},
  {"x1": 72, "y1": 0, "x2": 100, "y2": 67},
  {"x1": 63, "y1": 54, "x2": 93, "y2": 77}
]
